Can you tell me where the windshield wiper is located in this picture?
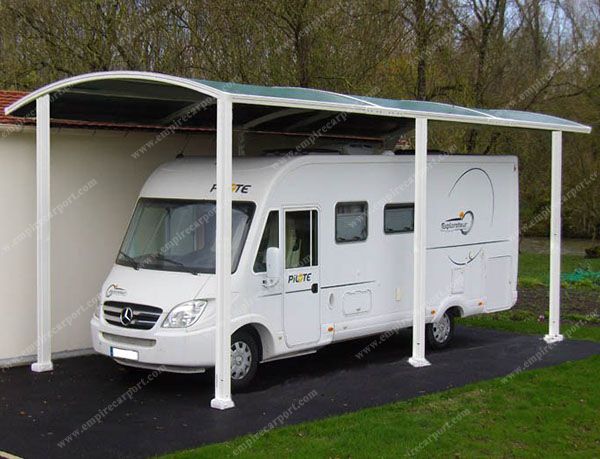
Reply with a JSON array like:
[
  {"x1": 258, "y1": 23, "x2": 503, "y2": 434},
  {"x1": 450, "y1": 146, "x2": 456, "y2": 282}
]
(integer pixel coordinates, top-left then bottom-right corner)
[
  {"x1": 118, "y1": 250, "x2": 140, "y2": 270},
  {"x1": 152, "y1": 253, "x2": 199, "y2": 275},
  {"x1": 152, "y1": 253, "x2": 185, "y2": 267}
]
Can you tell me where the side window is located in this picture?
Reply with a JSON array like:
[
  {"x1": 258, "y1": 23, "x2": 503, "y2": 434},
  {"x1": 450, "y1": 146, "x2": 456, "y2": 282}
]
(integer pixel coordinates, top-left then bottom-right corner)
[
  {"x1": 285, "y1": 210, "x2": 318, "y2": 268},
  {"x1": 253, "y1": 211, "x2": 278, "y2": 272},
  {"x1": 384, "y1": 203, "x2": 414, "y2": 233},
  {"x1": 335, "y1": 202, "x2": 368, "y2": 243}
]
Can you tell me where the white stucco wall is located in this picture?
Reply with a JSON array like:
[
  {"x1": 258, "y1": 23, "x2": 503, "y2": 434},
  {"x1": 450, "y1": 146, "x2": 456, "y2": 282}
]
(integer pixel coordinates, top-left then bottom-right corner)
[{"x1": 0, "y1": 126, "x2": 214, "y2": 364}]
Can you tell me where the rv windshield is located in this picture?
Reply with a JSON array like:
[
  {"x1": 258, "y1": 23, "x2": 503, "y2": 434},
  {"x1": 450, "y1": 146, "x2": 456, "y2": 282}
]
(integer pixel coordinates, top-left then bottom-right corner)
[{"x1": 116, "y1": 198, "x2": 255, "y2": 274}]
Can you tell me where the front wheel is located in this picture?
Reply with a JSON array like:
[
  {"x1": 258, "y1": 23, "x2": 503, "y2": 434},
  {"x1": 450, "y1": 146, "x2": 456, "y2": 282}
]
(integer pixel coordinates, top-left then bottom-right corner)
[
  {"x1": 426, "y1": 310, "x2": 455, "y2": 349},
  {"x1": 230, "y1": 330, "x2": 259, "y2": 391}
]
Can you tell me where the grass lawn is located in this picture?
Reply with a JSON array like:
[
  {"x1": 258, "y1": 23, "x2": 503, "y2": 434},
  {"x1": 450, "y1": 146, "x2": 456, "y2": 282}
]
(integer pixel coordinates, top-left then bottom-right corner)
[
  {"x1": 163, "y1": 355, "x2": 600, "y2": 458},
  {"x1": 519, "y1": 252, "x2": 600, "y2": 289},
  {"x1": 460, "y1": 310, "x2": 600, "y2": 341},
  {"x1": 165, "y1": 316, "x2": 600, "y2": 459},
  {"x1": 470, "y1": 251, "x2": 600, "y2": 338}
]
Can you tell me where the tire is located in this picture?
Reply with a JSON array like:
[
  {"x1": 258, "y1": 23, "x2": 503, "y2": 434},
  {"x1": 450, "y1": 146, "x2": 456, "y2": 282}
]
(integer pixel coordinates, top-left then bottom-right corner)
[
  {"x1": 230, "y1": 329, "x2": 259, "y2": 391},
  {"x1": 426, "y1": 310, "x2": 455, "y2": 349}
]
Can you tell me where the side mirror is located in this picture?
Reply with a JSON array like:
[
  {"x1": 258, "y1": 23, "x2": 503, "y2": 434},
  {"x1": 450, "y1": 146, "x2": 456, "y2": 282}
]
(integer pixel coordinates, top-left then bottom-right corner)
[{"x1": 265, "y1": 247, "x2": 281, "y2": 285}]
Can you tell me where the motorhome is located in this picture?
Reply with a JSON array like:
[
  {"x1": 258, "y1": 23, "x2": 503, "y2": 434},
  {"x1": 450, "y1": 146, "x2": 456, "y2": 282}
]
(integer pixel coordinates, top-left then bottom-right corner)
[{"x1": 91, "y1": 152, "x2": 519, "y2": 388}]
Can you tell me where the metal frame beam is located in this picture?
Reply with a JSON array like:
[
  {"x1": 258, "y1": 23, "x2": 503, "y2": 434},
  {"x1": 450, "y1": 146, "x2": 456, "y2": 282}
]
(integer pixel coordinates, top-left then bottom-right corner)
[
  {"x1": 229, "y1": 95, "x2": 591, "y2": 134},
  {"x1": 6, "y1": 72, "x2": 591, "y2": 134},
  {"x1": 31, "y1": 95, "x2": 53, "y2": 373},
  {"x1": 241, "y1": 108, "x2": 307, "y2": 130},
  {"x1": 544, "y1": 131, "x2": 564, "y2": 343},
  {"x1": 66, "y1": 87, "x2": 210, "y2": 104},
  {"x1": 210, "y1": 96, "x2": 235, "y2": 410},
  {"x1": 409, "y1": 118, "x2": 430, "y2": 367},
  {"x1": 157, "y1": 98, "x2": 215, "y2": 125}
]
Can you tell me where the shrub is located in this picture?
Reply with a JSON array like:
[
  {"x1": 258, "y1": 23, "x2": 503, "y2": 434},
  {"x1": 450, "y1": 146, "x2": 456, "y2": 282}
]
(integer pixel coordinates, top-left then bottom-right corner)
[{"x1": 585, "y1": 246, "x2": 600, "y2": 259}]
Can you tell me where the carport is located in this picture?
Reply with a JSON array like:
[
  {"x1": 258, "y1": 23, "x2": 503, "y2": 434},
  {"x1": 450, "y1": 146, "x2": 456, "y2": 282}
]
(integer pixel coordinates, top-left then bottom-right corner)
[{"x1": 5, "y1": 71, "x2": 591, "y2": 410}]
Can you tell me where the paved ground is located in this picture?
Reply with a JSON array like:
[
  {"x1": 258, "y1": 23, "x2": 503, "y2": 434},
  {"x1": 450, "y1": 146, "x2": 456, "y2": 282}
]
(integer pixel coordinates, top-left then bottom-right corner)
[{"x1": 1, "y1": 326, "x2": 599, "y2": 459}]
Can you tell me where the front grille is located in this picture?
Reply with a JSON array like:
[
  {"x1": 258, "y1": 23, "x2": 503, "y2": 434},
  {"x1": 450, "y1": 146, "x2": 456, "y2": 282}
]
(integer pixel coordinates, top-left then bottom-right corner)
[
  {"x1": 103, "y1": 301, "x2": 163, "y2": 330},
  {"x1": 101, "y1": 332, "x2": 156, "y2": 347}
]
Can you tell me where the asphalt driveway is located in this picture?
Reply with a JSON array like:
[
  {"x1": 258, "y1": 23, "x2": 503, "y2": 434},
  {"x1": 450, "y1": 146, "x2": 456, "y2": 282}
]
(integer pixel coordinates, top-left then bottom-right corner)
[{"x1": 1, "y1": 326, "x2": 599, "y2": 458}]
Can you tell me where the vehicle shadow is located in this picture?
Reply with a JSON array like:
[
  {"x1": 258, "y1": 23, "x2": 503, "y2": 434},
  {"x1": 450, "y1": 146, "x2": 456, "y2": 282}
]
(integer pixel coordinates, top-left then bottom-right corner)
[{"x1": 123, "y1": 325, "x2": 504, "y2": 396}]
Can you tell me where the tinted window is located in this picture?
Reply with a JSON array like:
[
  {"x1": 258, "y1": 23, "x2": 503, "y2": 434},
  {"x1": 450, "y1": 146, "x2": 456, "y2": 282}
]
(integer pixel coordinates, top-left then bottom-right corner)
[
  {"x1": 285, "y1": 210, "x2": 318, "y2": 268},
  {"x1": 384, "y1": 204, "x2": 414, "y2": 233},
  {"x1": 336, "y1": 202, "x2": 368, "y2": 242}
]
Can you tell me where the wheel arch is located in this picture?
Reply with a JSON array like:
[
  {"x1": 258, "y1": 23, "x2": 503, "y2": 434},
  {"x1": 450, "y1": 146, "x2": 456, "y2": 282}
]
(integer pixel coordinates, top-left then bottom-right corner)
[
  {"x1": 233, "y1": 322, "x2": 275, "y2": 362},
  {"x1": 433, "y1": 296, "x2": 467, "y2": 322}
]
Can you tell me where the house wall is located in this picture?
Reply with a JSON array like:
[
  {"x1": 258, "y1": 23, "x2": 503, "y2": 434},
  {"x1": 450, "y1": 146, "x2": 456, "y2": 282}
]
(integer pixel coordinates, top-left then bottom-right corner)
[{"x1": 0, "y1": 126, "x2": 214, "y2": 363}]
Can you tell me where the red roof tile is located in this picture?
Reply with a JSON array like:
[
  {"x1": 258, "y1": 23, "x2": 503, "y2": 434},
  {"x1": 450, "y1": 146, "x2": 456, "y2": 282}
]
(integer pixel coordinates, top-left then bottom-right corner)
[
  {"x1": 0, "y1": 90, "x2": 32, "y2": 127},
  {"x1": 0, "y1": 90, "x2": 213, "y2": 133}
]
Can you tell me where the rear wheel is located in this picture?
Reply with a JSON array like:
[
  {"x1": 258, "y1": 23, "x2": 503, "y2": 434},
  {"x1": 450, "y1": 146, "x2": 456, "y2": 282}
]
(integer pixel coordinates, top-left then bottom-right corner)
[
  {"x1": 426, "y1": 310, "x2": 455, "y2": 349},
  {"x1": 230, "y1": 329, "x2": 259, "y2": 390}
]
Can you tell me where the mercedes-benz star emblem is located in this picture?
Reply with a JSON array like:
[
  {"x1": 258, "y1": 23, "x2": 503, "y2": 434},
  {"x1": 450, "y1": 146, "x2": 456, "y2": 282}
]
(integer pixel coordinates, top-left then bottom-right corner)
[{"x1": 120, "y1": 307, "x2": 134, "y2": 326}]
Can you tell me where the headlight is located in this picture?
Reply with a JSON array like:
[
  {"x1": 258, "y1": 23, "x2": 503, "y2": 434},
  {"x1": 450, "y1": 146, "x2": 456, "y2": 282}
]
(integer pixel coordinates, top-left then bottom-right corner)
[
  {"x1": 93, "y1": 303, "x2": 100, "y2": 319},
  {"x1": 162, "y1": 300, "x2": 207, "y2": 328}
]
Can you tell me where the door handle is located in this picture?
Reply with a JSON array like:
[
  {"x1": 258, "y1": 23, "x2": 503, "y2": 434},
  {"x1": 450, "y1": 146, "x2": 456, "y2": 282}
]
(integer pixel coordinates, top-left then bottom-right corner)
[
  {"x1": 311, "y1": 283, "x2": 319, "y2": 294},
  {"x1": 262, "y1": 277, "x2": 279, "y2": 288}
]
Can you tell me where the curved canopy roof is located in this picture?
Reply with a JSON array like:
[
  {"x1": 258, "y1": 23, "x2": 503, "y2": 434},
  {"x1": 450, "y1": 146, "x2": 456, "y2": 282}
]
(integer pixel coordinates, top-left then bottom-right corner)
[{"x1": 5, "y1": 71, "x2": 591, "y2": 136}]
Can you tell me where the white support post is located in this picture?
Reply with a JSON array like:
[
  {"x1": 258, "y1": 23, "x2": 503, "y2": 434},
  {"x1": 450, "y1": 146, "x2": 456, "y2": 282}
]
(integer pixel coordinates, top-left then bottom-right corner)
[
  {"x1": 31, "y1": 95, "x2": 53, "y2": 373},
  {"x1": 544, "y1": 131, "x2": 564, "y2": 344},
  {"x1": 211, "y1": 96, "x2": 235, "y2": 410},
  {"x1": 409, "y1": 118, "x2": 431, "y2": 367}
]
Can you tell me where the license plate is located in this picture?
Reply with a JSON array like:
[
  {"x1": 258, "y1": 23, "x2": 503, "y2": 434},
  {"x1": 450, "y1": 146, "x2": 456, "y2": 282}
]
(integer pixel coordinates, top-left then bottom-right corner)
[{"x1": 110, "y1": 347, "x2": 139, "y2": 361}]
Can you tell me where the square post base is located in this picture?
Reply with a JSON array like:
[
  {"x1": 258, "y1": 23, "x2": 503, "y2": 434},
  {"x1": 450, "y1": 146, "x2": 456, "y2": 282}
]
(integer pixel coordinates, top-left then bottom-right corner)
[
  {"x1": 408, "y1": 357, "x2": 431, "y2": 368},
  {"x1": 543, "y1": 334, "x2": 564, "y2": 344},
  {"x1": 211, "y1": 397, "x2": 235, "y2": 410},
  {"x1": 31, "y1": 361, "x2": 53, "y2": 372}
]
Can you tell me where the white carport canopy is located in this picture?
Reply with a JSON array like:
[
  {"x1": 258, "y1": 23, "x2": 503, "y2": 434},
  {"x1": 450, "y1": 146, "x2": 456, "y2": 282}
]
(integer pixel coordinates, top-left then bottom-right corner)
[{"x1": 5, "y1": 71, "x2": 591, "y2": 410}]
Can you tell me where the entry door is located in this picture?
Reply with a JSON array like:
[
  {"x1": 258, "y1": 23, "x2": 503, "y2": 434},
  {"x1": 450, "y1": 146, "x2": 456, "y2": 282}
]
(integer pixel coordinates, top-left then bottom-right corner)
[{"x1": 283, "y1": 209, "x2": 320, "y2": 346}]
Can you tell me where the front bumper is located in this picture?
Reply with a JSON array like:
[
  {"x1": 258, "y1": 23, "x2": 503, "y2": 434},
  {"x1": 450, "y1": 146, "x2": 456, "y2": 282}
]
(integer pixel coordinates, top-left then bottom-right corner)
[{"x1": 91, "y1": 317, "x2": 215, "y2": 371}]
